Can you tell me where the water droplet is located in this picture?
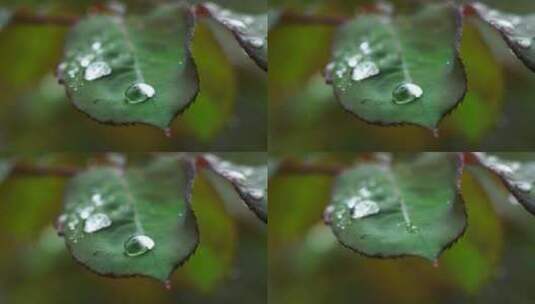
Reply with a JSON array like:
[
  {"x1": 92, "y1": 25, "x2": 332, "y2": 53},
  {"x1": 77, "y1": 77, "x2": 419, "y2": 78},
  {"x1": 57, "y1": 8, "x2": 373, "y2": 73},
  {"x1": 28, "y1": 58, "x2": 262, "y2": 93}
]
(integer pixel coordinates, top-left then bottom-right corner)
[
  {"x1": 513, "y1": 181, "x2": 532, "y2": 192},
  {"x1": 508, "y1": 194, "x2": 519, "y2": 205},
  {"x1": 360, "y1": 41, "x2": 372, "y2": 55},
  {"x1": 351, "y1": 61, "x2": 380, "y2": 82},
  {"x1": 514, "y1": 37, "x2": 532, "y2": 49},
  {"x1": 249, "y1": 37, "x2": 264, "y2": 48},
  {"x1": 125, "y1": 83, "x2": 156, "y2": 104},
  {"x1": 78, "y1": 206, "x2": 94, "y2": 219},
  {"x1": 392, "y1": 82, "x2": 423, "y2": 104},
  {"x1": 491, "y1": 19, "x2": 515, "y2": 33},
  {"x1": 249, "y1": 189, "x2": 264, "y2": 200},
  {"x1": 323, "y1": 205, "x2": 335, "y2": 224},
  {"x1": 406, "y1": 223, "x2": 419, "y2": 233},
  {"x1": 124, "y1": 234, "x2": 155, "y2": 257},
  {"x1": 92, "y1": 193, "x2": 105, "y2": 206},
  {"x1": 84, "y1": 213, "x2": 112, "y2": 233},
  {"x1": 351, "y1": 200, "x2": 380, "y2": 219},
  {"x1": 346, "y1": 54, "x2": 363, "y2": 68},
  {"x1": 84, "y1": 61, "x2": 112, "y2": 81},
  {"x1": 79, "y1": 54, "x2": 95, "y2": 68},
  {"x1": 68, "y1": 217, "x2": 79, "y2": 230},
  {"x1": 92, "y1": 41, "x2": 102, "y2": 51}
]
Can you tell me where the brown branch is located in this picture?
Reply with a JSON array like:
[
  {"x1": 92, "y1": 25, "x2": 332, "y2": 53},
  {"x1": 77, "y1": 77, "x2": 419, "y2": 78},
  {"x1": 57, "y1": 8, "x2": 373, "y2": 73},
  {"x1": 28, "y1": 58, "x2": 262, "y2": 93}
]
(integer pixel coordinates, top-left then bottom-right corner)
[
  {"x1": 277, "y1": 160, "x2": 345, "y2": 176},
  {"x1": 279, "y1": 11, "x2": 348, "y2": 26},
  {"x1": 12, "y1": 163, "x2": 79, "y2": 177},
  {"x1": 10, "y1": 10, "x2": 79, "y2": 26}
]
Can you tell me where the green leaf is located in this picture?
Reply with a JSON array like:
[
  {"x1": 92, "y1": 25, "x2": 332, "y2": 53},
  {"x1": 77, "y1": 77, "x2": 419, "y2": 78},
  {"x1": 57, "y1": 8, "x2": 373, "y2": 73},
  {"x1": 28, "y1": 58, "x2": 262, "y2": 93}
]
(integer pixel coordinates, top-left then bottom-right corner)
[
  {"x1": 202, "y1": 154, "x2": 267, "y2": 222},
  {"x1": 472, "y1": 2, "x2": 535, "y2": 71},
  {"x1": 182, "y1": 22, "x2": 236, "y2": 141},
  {"x1": 58, "y1": 156, "x2": 199, "y2": 283},
  {"x1": 58, "y1": 4, "x2": 199, "y2": 130},
  {"x1": 328, "y1": 4, "x2": 466, "y2": 130},
  {"x1": 202, "y1": 3, "x2": 267, "y2": 70},
  {"x1": 325, "y1": 153, "x2": 467, "y2": 261},
  {"x1": 473, "y1": 152, "x2": 535, "y2": 215}
]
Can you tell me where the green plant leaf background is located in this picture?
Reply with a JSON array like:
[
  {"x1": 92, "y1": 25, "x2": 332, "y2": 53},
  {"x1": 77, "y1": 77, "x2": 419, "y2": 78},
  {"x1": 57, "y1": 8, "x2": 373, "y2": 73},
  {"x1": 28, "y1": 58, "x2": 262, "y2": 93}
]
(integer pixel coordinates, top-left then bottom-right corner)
[
  {"x1": 0, "y1": 153, "x2": 266, "y2": 304},
  {"x1": 269, "y1": 0, "x2": 535, "y2": 151},
  {"x1": 269, "y1": 152, "x2": 535, "y2": 304},
  {"x1": 0, "y1": 0, "x2": 266, "y2": 151}
]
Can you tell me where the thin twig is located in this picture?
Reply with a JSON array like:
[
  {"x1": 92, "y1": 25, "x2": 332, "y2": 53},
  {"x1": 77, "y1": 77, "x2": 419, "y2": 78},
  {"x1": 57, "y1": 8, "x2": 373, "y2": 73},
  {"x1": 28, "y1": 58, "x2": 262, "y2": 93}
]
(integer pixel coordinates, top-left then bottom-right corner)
[
  {"x1": 277, "y1": 160, "x2": 345, "y2": 176},
  {"x1": 12, "y1": 163, "x2": 79, "y2": 177},
  {"x1": 279, "y1": 11, "x2": 348, "y2": 26},
  {"x1": 10, "y1": 10, "x2": 79, "y2": 26}
]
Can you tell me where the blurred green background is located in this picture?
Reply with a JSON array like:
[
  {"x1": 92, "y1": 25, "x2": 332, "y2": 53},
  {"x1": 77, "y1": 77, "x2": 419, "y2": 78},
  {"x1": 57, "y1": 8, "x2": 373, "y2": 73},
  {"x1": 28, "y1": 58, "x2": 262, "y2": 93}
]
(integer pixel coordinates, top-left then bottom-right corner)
[
  {"x1": 0, "y1": 153, "x2": 266, "y2": 304},
  {"x1": 269, "y1": 0, "x2": 535, "y2": 151},
  {"x1": 0, "y1": 0, "x2": 266, "y2": 151},
  {"x1": 269, "y1": 153, "x2": 535, "y2": 304}
]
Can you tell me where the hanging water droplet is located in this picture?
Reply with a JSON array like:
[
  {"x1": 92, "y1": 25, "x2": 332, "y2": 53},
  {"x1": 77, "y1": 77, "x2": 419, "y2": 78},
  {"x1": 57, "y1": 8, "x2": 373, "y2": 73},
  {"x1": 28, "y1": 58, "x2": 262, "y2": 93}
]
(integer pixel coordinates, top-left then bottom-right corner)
[
  {"x1": 83, "y1": 213, "x2": 112, "y2": 233},
  {"x1": 351, "y1": 200, "x2": 380, "y2": 219},
  {"x1": 392, "y1": 82, "x2": 423, "y2": 104},
  {"x1": 125, "y1": 83, "x2": 156, "y2": 104},
  {"x1": 514, "y1": 37, "x2": 532, "y2": 49},
  {"x1": 84, "y1": 61, "x2": 112, "y2": 81},
  {"x1": 124, "y1": 234, "x2": 155, "y2": 257},
  {"x1": 351, "y1": 61, "x2": 380, "y2": 82}
]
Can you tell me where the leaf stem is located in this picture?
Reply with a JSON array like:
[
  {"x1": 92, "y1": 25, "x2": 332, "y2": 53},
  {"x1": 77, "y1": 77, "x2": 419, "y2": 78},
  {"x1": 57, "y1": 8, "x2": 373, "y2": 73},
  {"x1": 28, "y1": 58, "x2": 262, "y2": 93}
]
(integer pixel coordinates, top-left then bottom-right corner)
[
  {"x1": 278, "y1": 12, "x2": 348, "y2": 26},
  {"x1": 10, "y1": 10, "x2": 79, "y2": 26},
  {"x1": 11, "y1": 163, "x2": 79, "y2": 177},
  {"x1": 277, "y1": 160, "x2": 345, "y2": 176}
]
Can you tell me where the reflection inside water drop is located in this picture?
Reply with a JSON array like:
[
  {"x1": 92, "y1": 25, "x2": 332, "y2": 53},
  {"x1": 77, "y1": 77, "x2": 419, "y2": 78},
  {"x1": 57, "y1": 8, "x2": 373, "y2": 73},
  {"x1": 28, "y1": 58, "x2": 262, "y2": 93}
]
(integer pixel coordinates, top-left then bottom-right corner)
[
  {"x1": 84, "y1": 61, "x2": 112, "y2": 81},
  {"x1": 125, "y1": 83, "x2": 156, "y2": 104},
  {"x1": 124, "y1": 234, "x2": 155, "y2": 257},
  {"x1": 84, "y1": 213, "x2": 112, "y2": 233},
  {"x1": 392, "y1": 82, "x2": 423, "y2": 104}
]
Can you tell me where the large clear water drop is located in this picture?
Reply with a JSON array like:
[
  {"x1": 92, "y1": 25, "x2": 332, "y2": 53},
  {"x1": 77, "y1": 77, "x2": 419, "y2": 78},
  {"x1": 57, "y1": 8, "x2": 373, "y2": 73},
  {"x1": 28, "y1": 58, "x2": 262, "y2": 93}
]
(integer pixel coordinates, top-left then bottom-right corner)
[
  {"x1": 125, "y1": 83, "x2": 156, "y2": 104},
  {"x1": 392, "y1": 82, "x2": 423, "y2": 104},
  {"x1": 351, "y1": 200, "x2": 380, "y2": 219},
  {"x1": 124, "y1": 234, "x2": 155, "y2": 257},
  {"x1": 84, "y1": 213, "x2": 112, "y2": 233},
  {"x1": 351, "y1": 61, "x2": 380, "y2": 82},
  {"x1": 84, "y1": 61, "x2": 112, "y2": 81}
]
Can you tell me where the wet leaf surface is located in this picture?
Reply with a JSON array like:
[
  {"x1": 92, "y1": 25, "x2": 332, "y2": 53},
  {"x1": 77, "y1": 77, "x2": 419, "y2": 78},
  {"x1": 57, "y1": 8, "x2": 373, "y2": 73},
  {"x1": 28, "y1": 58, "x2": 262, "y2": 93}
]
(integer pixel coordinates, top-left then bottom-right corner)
[
  {"x1": 58, "y1": 156, "x2": 198, "y2": 282},
  {"x1": 328, "y1": 4, "x2": 466, "y2": 130},
  {"x1": 202, "y1": 2, "x2": 267, "y2": 70},
  {"x1": 472, "y1": 2, "x2": 535, "y2": 71},
  {"x1": 473, "y1": 152, "x2": 535, "y2": 215},
  {"x1": 58, "y1": 4, "x2": 199, "y2": 130},
  {"x1": 202, "y1": 154, "x2": 267, "y2": 222},
  {"x1": 325, "y1": 153, "x2": 466, "y2": 261}
]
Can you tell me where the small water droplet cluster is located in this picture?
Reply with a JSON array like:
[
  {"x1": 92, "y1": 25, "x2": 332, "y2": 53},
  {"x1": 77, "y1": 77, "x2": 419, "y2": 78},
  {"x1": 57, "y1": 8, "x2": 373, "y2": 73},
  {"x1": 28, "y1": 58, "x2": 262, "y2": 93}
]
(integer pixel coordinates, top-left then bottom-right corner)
[
  {"x1": 203, "y1": 2, "x2": 266, "y2": 49},
  {"x1": 331, "y1": 177, "x2": 388, "y2": 230},
  {"x1": 473, "y1": 3, "x2": 532, "y2": 49},
  {"x1": 204, "y1": 154, "x2": 267, "y2": 201}
]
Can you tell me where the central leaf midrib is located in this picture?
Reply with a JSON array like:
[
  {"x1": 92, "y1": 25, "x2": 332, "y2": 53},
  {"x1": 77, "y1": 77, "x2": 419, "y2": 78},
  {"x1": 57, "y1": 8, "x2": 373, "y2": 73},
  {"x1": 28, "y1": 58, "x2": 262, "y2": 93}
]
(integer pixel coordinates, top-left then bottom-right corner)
[
  {"x1": 383, "y1": 20, "x2": 413, "y2": 83},
  {"x1": 115, "y1": 18, "x2": 145, "y2": 83},
  {"x1": 113, "y1": 170, "x2": 145, "y2": 234}
]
